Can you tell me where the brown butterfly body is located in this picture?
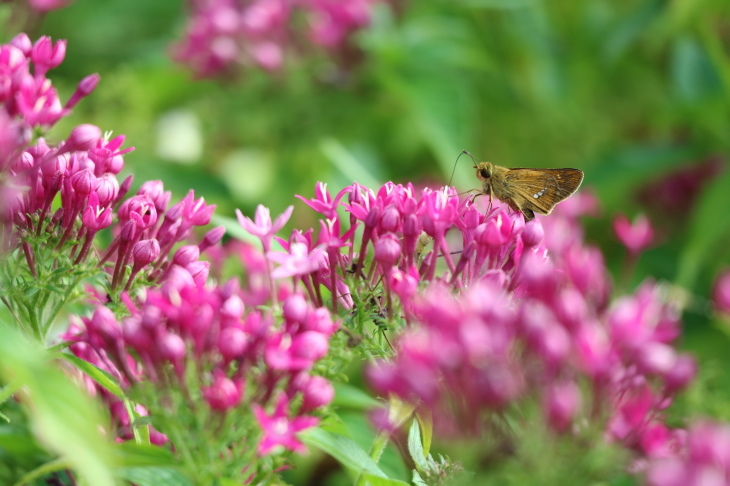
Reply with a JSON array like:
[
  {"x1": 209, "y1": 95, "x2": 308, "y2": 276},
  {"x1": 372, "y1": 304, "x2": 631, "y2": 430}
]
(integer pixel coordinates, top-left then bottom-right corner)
[{"x1": 474, "y1": 160, "x2": 584, "y2": 221}]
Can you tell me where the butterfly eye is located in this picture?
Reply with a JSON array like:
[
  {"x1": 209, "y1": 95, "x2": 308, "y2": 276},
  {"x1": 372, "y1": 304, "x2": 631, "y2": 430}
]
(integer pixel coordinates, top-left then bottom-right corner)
[{"x1": 480, "y1": 168, "x2": 491, "y2": 179}]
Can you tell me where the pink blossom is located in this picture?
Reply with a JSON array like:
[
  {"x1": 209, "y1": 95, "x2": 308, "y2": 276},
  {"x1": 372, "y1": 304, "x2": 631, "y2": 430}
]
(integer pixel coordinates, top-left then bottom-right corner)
[
  {"x1": 253, "y1": 396, "x2": 319, "y2": 455},
  {"x1": 236, "y1": 204, "x2": 293, "y2": 251},
  {"x1": 613, "y1": 213, "x2": 654, "y2": 255}
]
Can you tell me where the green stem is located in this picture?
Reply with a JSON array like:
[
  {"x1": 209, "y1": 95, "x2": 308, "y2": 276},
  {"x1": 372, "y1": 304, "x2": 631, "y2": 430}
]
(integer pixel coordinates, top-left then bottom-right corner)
[
  {"x1": 354, "y1": 431, "x2": 391, "y2": 486},
  {"x1": 41, "y1": 276, "x2": 84, "y2": 341}
]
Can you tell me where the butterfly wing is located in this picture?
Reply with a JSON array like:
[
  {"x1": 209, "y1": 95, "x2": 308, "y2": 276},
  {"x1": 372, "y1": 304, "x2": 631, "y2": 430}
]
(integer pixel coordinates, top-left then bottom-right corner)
[{"x1": 502, "y1": 168, "x2": 584, "y2": 215}]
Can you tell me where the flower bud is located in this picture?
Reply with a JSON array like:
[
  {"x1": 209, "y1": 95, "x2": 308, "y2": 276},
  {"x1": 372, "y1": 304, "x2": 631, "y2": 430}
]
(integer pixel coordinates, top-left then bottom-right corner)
[
  {"x1": 204, "y1": 374, "x2": 242, "y2": 412},
  {"x1": 374, "y1": 233, "x2": 401, "y2": 268},
  {"x1": 292, "y1": 331, "x2": 329, "y2": 362},
  {"x1": 173, "y1": 245, "x2": 200, "y2": 266},
  {"x1": 544, "y1": 381, "x2": 581, "y2": 432},
  {"x1": 283, "y1": 293, "x2": 309, "y2": 324},
  {"x1": 133, "y1": 239, "x2": 161, "y2": 268},
  {"x1": 70, "y1": 168, "x2": 95, "y2": 195},
  {"x1": 158, "y1": 332, "x2": 186, "y2": 362},
  {"x1": 299, "y1": 375, "x2": 334, "y2": 413},
  {"x1": 218, "y1": 327, "x2": 249, "y2": 361},
  {"x1": 522, "y1": 220, "x2": 544, "y2": 247},
  {"x1": 380, "y1": 205, "x2": 400, "y2": 233},
  {"x1": 64, "y1": 124, "x2": 101, "y2": 152},
  {"x1": 199, "y1": 226, "x2": 225, "y2": 252}
]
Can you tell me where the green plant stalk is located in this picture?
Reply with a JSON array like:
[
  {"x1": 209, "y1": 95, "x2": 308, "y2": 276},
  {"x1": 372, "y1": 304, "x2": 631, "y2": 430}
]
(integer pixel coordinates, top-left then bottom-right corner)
[{"x1": 354, "y1": 431, "x2": 392, "y2": 486}]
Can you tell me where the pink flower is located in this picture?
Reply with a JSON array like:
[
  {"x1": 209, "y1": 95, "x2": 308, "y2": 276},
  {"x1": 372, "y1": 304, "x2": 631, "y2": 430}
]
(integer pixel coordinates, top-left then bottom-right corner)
[
  {"x1": 296, "y1": 182, "x2": 343, "y2": 220},
  {"x1": 203, "y1": 373, "x2": 243, "y2": 412},
  {"x1": 268, "y1": 242, "x2": 325, "y2": 279},
  {"x1": 236, "y1": 204, "x2": 293, "y2": 251},
  {"x1": 613, "y1": 213, "x2": 654, "y2": 255},
  {"x1": 253, "y1": 396, "x2": 319, "y2": 455},
  {"x1": 713, "y1": 270, "x2": 730, "y2": 315}
]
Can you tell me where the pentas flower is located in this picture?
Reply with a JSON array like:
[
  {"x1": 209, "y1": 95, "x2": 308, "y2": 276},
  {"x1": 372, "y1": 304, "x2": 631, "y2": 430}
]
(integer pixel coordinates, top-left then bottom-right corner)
[
  {"x1": 644, "y1": 421, "x2": 730, "y2": 486},
  {"x1": 170, "y1": 0, "x2": 390, "y2": 78},
  {"x1": 613, "y1": 213, "x2": 655, "y2": 256},
  {"x1": 254, "y1": 395, "x2": 320, "y2": 455},
  {"x1": 64, "y1": 269, "x2": 336, "y2": 482}
]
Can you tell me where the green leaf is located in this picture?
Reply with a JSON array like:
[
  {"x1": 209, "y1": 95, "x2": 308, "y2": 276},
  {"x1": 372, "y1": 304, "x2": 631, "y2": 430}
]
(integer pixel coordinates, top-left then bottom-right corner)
[
  {"x1": 415, "y1": 410, "x2": 433, "y2": 458},
  {"x1": 58, "y1": 353, "x2": 125, "y2": 399},
  {"x1": 114, "y1": 466, "x2": 193, "y2": 486},
  {"x1": 300, "y1": 428, "x2": 409, "y2": 486},
  {"x1": 407, "y1": 420, "x2": 429, "y2": 472},
  {"x1": 0, "y1": 328, "x2": 116, "y2": 486},
  {"x1": 12, "y1": 458, "x2": 71, "y2": 486},
  {"x1": 320, "y1": 138, "x2": 381, "y2": 190},
  {"x1": 113, "y1": 442, "x2": 177, "y2": 467},
  {"x1": 676, "y1": 169, "x2": 730, "y2": 289},
  {"x1": 333, "y1": 382, "x2": 380, "y2": 410}
]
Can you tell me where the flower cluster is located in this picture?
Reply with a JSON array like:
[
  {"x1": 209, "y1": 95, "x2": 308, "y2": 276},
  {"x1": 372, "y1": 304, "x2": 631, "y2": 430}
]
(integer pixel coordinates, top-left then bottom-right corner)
[
  {"x1": 171, "y1": 0, "x2": 386, "y2": 78},
  {"x1": 65, "y1": 261, "x2": 338, "y2": 481},
  {"x1": 0, "y1": 35, "x2": 220, "y2": 341},
  {"x1": 249, "y1": 181, "x2": 697, "y2": 469},
  {"x1": 644, "y1": 420, "x2": 730, "y2": 485}
]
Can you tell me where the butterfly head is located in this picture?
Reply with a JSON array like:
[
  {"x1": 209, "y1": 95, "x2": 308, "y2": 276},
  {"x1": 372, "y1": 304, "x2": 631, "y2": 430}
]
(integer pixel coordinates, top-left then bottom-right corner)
[{"x1": 474, "y1": 161, "x2": 494, "y2": 182}]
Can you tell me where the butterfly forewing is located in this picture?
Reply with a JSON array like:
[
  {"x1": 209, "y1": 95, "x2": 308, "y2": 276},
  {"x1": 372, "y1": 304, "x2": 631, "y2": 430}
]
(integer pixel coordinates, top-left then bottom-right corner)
[{"x1": 503, "y1": 168, "x2": 584, "y2": 215}]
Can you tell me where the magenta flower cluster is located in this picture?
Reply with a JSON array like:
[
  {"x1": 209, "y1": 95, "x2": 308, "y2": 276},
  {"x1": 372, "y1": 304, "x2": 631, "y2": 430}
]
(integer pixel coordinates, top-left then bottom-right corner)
[
  {"x1": 65, "y1": 258, "x2": 337, "y2": 459},
  {"x1": 262, "y1": 181, "x2": 699, "y2": 467},
  {"x1": 171, "y1": 0, "x2": 384, "y2": 77},
  {"x1": 0, "y1": 35, "x2": 221, "y2": 298}
]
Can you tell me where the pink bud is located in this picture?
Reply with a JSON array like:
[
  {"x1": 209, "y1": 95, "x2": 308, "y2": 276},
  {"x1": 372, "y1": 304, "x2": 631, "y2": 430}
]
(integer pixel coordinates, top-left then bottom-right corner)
[
  {"x1": 94, "y1": 174, "x2": 119, "y2": 206},
  {"x1": 91, "y1": 306, "x2": 120, "y2": 344},
  {"x1": 158, "y1": 332, "x2": 186, "y2": 361},
  {"x1": 41, "y1": 153, "x2": 67, "y2": 178},
  {"x1": 522, "y1": 220, "x2": 544, "y2": 247},
  {"x1": 173, "y1": 245, "x2": 200, "y2": 266},
  {"x1": 544, "y1": 381, "x2": 581, "y2": 432},
  {"x1": 218, "y1": 327, "x2": 249, "y2": 361},
  {"x1": 664, "y1": 354, "x2": 697, "y2": 393},
  {"x1": 11, "y1": 34, "x2": 32, "y2": 55},
  {"x1": 283, "y1": 293, "x2": 309, "y2": 324},
  {"x1": 380, "y1": 205, "x2": 400, "y2": 233},
  {"x1": 116, "y1": 175, "x2": 134, "y2": 203},
  {"x1": 186, "y1": 261, "x2": 210, "y2": 287},
  {"x1": 199, "y1": 226, "x2": 225, "y2": 252},
  {"x1": 70, "y1": 168, "x2": 95, "y2": 195},
  {"x1": 204, "y1": 374, "x2": 243, "y2": 412},
  {"x1": 64, "y1": 124, "x2": 101, "y2": 152},
  {"x1": 374, "y1": 233, "x2": 401, "y2": 268},
  {"x1": 292, "y1": 331, "x2": 329, "y2": 362},
  {"x1": 133, "y1": 239, "x2": 161, "y2": 267},
  {"x1": 138, "y1": 180, "x2": 170, "y2": 213},
  {"x1": 299, "y1": 375, "x2": 334, "y2": 413},
  {"x1": 304, "y1": 307, "x2": 338, "y2": 335},
  {"x1": 65, "y1": 74, "x2": 100, "y2": 109},
  {"x1": 221, "y1": 295, "x2": 245, "y2": 319}
]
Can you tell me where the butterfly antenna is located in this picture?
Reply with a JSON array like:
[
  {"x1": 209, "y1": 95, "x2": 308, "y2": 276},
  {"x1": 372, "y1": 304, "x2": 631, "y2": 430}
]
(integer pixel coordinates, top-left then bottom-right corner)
[
  {"x1": 448, "y1": 150, "x2": 477, "y2": 187},
  {"x1": 462, "y1": 150, "x2": 479, "y2": 166}
]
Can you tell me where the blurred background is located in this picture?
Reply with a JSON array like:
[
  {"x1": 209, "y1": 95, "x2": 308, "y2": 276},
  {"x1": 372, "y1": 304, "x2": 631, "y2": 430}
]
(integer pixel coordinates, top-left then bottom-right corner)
[{"x1": 2, "y1": 0, "x2": 730, "y2": 481}]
